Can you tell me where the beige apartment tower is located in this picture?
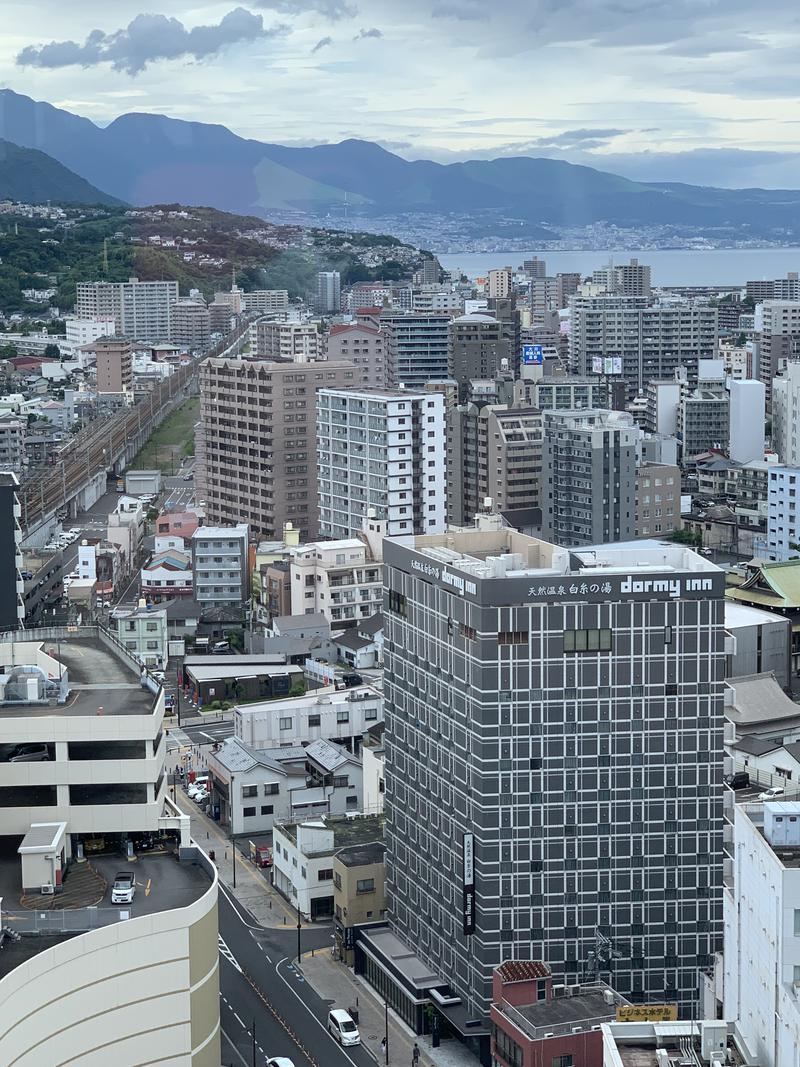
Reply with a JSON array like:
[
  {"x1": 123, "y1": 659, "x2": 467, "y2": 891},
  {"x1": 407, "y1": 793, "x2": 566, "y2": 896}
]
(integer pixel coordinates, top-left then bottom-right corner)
[
  {"x1": 196, "y1": 358, "x2": 361, "y2": 540},
  {"x1": 89, "y1": 336, "x2": 134, "y2": 394}
]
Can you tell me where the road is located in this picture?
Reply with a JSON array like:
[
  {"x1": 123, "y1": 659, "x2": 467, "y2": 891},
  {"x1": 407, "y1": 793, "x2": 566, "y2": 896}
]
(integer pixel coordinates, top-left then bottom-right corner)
[
  {"x1": 218, "y1": 885, "x2": 377, "y2": 1067},
  {"x1": 182, "y1": 718, "x2": 236, "y2": 745}
]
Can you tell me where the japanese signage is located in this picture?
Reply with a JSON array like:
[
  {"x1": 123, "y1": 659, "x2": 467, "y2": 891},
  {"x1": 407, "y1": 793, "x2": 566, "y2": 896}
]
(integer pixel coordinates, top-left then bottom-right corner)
[
  {"x1": 592, "y1": 356, "x2": 623, "y2": 375},
  {"x1": 616, "y1": 1004, "x2": 678, "y2": 1022},
  {"x1": 395, "y1": 542, "x2": 724, "y2": 606},
  {"x1": 463, "y1": 832, "x2": 475, "y2": 935},
  {"x1": 521, "y1": 343, "x2": 544, "y2": 365}
]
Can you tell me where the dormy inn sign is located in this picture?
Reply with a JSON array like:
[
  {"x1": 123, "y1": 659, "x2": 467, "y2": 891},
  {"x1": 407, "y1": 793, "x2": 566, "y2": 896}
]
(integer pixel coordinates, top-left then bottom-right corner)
[{"x1": 402, "y1": 551, "x2": 723, "y2": 606}]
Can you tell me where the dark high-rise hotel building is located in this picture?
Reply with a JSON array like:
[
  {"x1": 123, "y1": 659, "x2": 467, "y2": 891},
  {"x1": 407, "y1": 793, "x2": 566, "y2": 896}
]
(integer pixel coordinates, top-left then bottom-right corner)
[{"x1": 383, "y1": 529, "x2": 725, "y2": 1021}]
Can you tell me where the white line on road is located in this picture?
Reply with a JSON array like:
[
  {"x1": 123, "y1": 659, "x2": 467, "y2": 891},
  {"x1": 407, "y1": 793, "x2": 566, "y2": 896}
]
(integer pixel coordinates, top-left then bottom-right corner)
[
  {"x1": 221, "y1": 1027, "x2": 250, "y2": 1067},
  {"x1": 233, "y1": 1011, "x2": 244, "y2": 1027},
  {"x1": 220, "y1": 881, "x2": 271, "y2": 934},
  {"x1": 275, "y1": 955, "x2": 363, "y2": 1067}
]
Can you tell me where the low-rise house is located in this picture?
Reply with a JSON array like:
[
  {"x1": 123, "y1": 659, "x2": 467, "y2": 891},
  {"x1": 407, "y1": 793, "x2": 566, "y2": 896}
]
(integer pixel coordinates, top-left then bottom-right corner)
[
  {"x1": 208, "y1": 736, "x2": 364, "y2": 835},
  {"x1": 235, "y1": 684, "x2": 382, "y2": 752},
  {"x1": 725, "y1": 672, "x2": 800, "y2": 743},
  {"x1": 184, "y1": 656, "x2": 303, "y2": 707},
  {"x1": 273, "y1": 813, "x2": 384, "y2": 920},
  {"x1": 206, "y1": 740, "x2": 307, "y2": 833},
  {"x1": 110, "y1": 602, "x2": 168, "y2": 668},
  {"x1": 140, "y1": 548, "x2": 193, "y2": 602}
]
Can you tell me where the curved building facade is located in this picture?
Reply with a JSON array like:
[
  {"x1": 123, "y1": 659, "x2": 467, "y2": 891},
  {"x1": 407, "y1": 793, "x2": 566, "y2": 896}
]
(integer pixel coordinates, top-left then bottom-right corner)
[{"x1": 0, "y1": 848, "x2": 219, "y2": 1067}]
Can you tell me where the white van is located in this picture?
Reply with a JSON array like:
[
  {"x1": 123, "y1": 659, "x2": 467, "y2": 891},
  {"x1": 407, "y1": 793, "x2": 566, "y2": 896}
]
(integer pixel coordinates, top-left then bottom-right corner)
[{"x1": 327, "y1": 1009, "x2": 360, "y2": 1047}]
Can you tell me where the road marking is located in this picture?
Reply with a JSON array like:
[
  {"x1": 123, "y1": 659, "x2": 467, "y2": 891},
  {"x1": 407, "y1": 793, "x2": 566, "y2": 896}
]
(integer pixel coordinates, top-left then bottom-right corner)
[
  {"x1": 145, "y1": 878, "x2": 152, "y2": 897},
  {"x1": 221, "y1": 1028, "x2": 250, "y2": 1067},
  {"x1": 218, "y1": 934, "x2": 243, "y2": 973},
  {"x1": 233, "y1": 1011, "x2": 244, "y2": 1027},
  {"x1": 275, "y1": 955, "x2": 363, "y2": 1067}
]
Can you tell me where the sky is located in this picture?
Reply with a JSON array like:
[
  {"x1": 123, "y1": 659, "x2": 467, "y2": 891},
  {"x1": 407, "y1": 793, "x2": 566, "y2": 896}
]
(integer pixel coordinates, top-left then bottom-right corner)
[{"x1": 4, "y1": 0, "x2": 800, "y2": 188}]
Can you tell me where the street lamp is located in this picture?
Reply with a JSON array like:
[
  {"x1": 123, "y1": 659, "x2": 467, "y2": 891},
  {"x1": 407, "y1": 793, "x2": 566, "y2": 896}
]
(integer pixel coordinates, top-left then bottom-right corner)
[{"x1": 297, "y1": 907, "x2": 302, "y2": 963}]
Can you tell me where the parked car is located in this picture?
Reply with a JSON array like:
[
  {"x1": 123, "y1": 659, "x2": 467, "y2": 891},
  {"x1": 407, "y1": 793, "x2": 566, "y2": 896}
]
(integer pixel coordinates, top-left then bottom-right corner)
[
  {"x1": 726, "y1": 772, "x2": 750, "y2": 790},
  {"x1": 10, "y1": 744, "x2": 50, "y2": 763},
  {"x1": 187, "y1": 778, "x2": 209, "y2": 799},
  {"x1": 759, "y1": 787, "x2": 785, "y2": 801},
  {"x1": 267, "y1": 1059, "x2": 296, "y2": 1067},
  {"x1": 327, "y1": 1010, "x2": 360, "y2": 1047},
  {"x1": 193, "y1": 789, "x2": 209, "y2": 804},
  {"x1": 111, "y1": 872, "x2": 136, "y2": 904}
]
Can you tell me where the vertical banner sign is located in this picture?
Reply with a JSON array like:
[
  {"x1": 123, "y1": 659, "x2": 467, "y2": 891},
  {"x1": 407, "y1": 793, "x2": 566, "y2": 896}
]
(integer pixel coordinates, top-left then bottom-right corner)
[{"x1": 463, "y1": 831, "x2": 475, "y2": 935}]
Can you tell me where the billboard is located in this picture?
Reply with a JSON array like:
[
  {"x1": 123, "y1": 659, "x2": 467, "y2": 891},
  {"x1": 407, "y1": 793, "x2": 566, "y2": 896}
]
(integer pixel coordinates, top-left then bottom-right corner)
[
  {"x1": 463, "y1": 832, "x2": 475, "y2": 935},
  {"x1": 521, "y1": 343, "x2": 544, "y2": 365},
  {"x1": 592, "y1": 356, "x2": 623, "y2": 375},
  {"x1": 616, "y1": 1004, "x2": 679, "y2": 1022}
]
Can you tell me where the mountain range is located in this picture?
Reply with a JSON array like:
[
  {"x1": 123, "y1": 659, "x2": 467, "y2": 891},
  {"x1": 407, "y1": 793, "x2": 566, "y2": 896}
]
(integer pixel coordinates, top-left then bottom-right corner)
[
  {"x1": 0, "y1": 137, "x2": 120, "y2": 207},
  {"x1": 1, "y1": 88, "x2": 800, "y2": 237}
]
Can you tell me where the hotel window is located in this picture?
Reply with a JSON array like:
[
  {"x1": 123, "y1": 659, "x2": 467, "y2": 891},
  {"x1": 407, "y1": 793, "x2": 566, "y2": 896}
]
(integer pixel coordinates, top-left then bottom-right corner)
[
  {"x1": 563, "y1": 629, "x2": 612, "y2": 652},
  {"x1": 498, "y1": 631, "x2": 528, "y2": 645}
]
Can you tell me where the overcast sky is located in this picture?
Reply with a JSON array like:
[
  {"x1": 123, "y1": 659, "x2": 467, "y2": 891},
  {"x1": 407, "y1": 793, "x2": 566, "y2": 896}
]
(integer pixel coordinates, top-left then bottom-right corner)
[{"x1": 4, "y1": 0, "x2": 800, "y2": 187}]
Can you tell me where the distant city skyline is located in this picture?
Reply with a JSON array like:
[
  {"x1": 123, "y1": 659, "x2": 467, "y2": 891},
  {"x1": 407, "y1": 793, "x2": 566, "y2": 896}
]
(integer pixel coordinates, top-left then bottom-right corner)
[{"x1": 4, "y1": 0, "x2": 800, "y2": 188}]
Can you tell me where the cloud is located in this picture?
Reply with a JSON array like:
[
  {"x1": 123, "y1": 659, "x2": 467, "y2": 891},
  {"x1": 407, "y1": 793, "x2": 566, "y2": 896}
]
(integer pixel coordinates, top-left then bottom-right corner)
[
  {"x1": 353, "y1": 27, "x2": 383, "y2": 40},
  {"x1": 312, "y1": 35, "x2": 333, "y2": 52},
  {"x1": 256, "y1": 0, "x2": 357, "y2": 20},
  {"x1": 17, "y1": 8, "x2": 278, "y2": 75}
]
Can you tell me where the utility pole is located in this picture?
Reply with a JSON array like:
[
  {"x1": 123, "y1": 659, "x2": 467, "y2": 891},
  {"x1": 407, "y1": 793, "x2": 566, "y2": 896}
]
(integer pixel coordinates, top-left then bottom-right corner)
[
  {"x1": 230, "y1": 773, "x2": 237, "y2": 889},
  {"x1": 297, "y1": 908, "x2": 302, "y2": 963},
  {"x1": 384, "y1": 995, "x2": 389, "y2": 1064}
]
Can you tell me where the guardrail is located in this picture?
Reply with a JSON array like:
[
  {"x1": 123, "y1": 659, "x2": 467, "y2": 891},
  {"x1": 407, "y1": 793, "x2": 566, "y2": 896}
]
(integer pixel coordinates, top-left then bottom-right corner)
[{"x1": 2, "y1": 906, "x2": 128, "y2": 935}]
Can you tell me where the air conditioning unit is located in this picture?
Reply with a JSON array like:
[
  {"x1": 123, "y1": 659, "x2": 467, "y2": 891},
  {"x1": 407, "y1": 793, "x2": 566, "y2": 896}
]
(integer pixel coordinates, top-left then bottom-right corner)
[
  {"x1": 40, "y1": 883, "x2": 54, "y2": 895},
  {"x1": 570, "y1": 984, "x2": 581, "y2": 995},
  {"x1": 572, "y1": 1026, "x2": 583, "y2": 1034}
]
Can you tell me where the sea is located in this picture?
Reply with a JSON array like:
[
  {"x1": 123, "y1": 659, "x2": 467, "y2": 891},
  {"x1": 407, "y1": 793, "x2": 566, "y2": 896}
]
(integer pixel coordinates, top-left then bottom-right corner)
[{"x1": 435, "y1": 248, "x2": 800, "y2": 287}]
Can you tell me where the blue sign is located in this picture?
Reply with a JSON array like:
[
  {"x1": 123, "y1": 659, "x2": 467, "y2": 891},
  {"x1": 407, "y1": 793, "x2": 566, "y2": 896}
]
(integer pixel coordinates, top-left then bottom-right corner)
[{"x1": 521, "y1": 344, "x2": 543, "y2": 365}]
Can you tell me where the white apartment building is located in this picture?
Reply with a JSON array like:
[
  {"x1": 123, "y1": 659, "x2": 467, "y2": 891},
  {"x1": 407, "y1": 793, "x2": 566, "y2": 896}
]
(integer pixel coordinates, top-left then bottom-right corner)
[
  {"x1": 76, "y1": 279, "x2": 179, "y2": 342},
  {"x1": 235, "y1": 684, "x2": 383, "y2": 751},
  {"x1": 241, "y1": 289, "x2": 290, "y2": 314},
  {"x1": 249, "y1": 319, "x2": 321, "y2": 361},
  {"x1": 317, "y1": 387, "x2": 446, "y2": 539},
  {"x1": 63, "y1": 314, "x2": 116, "y2": 355},
  {"x1": 772, "y1": 361, "x2": 800, "y2": 466},
  {"x1": 191, "y1": 524, "x2": 249, "y2": 609},
  {"x1": 766, "y1": 466, "x2": 800, "y2": 561},
  {"x1": 290, "y1": 536, "x2": 383, "y2": 624},
  {"x1": 729, "y1": 379, "x2": 766, "y2": 464},
  {"x1": 411, "y1": 286, "x2": 463, "y2": 312},
  {"x1": 723, "y1": 802, "x2": 800, "y2": 1067}
]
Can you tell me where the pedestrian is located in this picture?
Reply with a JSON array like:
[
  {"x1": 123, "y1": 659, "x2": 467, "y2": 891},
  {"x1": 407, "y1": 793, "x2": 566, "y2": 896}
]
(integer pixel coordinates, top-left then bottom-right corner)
[
  {"x1": 412, "y1": 1042, "x2": 420, "y2": 1065},
  {"x1": 380, "y1": 1037, "x2": 386, "y2": 1055}
]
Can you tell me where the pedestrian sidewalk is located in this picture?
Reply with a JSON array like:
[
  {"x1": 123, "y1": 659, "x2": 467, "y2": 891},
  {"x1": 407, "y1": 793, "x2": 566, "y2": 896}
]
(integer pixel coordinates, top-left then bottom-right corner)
[
  {"x1": 299, "y1": 950, "x2": 477, "y2": 1067},
  {"x1": 172, "y1": 789, "x2": 298, "y2": 928},
  {"x1": 174, "y1": 790, "x2": 478, "y2": 1067}
]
